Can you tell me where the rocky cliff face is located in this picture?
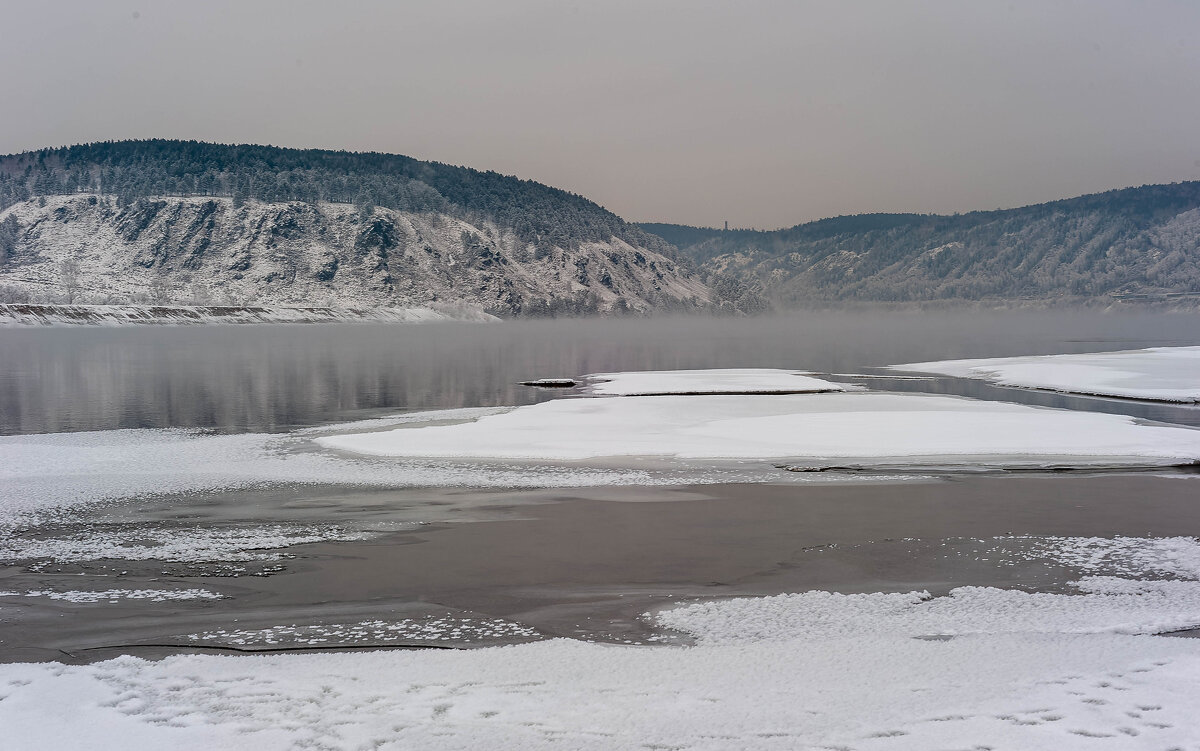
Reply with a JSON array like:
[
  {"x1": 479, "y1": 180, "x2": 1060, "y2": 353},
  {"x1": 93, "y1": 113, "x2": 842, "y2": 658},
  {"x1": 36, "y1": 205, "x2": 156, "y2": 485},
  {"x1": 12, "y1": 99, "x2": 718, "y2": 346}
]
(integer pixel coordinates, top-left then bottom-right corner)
[{"x1": 0, "y1": 195, "x2": 712, "y2": 315}]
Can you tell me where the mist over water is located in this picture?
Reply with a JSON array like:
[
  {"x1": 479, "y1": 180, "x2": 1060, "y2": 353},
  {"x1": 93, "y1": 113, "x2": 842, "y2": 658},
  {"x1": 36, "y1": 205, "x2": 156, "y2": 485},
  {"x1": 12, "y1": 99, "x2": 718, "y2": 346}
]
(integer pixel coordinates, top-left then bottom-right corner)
[{"x1": 3, "y1": 310, "x2": 1199, "y2": 436}]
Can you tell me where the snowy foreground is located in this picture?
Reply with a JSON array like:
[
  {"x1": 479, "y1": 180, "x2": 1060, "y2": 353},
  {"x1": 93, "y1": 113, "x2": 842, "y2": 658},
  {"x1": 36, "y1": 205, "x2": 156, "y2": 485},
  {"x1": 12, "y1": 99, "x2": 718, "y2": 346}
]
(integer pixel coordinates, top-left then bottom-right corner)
[
  {"x1": 4, "y1": 537, "x2": 1200, "y2": 749},
  {"x1": 318, "y1": 392, "x2": 1200, "y2": 464},
  {"x1": 892, "y1": 346, "x2": 1200, "y2": 403}
]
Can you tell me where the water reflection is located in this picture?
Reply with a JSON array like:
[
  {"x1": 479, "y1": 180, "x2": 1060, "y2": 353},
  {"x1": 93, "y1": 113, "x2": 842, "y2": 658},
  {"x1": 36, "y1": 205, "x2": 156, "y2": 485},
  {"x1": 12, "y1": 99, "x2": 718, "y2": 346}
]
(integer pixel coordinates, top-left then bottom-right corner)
[{"x1": 2, "y1": 310, "x2": 1199, "y2": 435}]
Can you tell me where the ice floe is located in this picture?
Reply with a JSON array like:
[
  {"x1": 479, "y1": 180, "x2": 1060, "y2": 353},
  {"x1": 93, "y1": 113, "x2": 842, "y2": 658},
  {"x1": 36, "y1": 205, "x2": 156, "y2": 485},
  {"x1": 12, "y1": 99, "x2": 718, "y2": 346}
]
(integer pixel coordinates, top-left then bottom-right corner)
[
  {"x1": 581, "y1": 368, "x2": 846, "y2": 396},
  {"x1": 4, "y1": 539, "x2": 1200, "y2": 749},
  {"x1": 317, "y1": 392, "x2": 1200, "y2": 464},
  {"x1": 891, "y1": 346, "x2": 1200, "y2": 402}
]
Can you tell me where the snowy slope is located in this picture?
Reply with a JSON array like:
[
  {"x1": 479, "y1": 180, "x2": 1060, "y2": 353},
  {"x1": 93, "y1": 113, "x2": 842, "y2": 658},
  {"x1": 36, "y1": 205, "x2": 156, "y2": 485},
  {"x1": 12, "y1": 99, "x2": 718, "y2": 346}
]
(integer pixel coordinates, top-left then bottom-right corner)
[{"x1": 0, "y1": 195, "x2": 712, "y2": 316}]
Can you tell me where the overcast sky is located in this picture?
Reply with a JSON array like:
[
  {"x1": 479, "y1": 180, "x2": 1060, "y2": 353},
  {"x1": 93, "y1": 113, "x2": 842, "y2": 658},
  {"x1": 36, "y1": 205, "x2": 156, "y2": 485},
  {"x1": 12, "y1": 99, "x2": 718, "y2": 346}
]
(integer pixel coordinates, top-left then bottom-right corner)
[{"x1": 2, "y1": 1, "x2": 1199, "y2": 228}]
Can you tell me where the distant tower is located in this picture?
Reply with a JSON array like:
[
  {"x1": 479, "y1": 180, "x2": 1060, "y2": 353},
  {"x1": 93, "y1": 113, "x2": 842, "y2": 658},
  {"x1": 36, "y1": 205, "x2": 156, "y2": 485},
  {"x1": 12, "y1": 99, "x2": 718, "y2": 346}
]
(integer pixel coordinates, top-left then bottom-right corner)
[{"x1": 724, "y1": 221, "x2": 728, "y2": 231}]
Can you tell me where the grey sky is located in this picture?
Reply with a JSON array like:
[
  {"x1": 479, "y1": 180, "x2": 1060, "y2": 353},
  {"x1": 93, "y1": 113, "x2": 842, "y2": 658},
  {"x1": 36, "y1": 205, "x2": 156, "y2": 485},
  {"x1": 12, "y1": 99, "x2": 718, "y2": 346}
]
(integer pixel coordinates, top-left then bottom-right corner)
[{"x1": 2, "y1": 1, "x2": 1199, "y2": 228}]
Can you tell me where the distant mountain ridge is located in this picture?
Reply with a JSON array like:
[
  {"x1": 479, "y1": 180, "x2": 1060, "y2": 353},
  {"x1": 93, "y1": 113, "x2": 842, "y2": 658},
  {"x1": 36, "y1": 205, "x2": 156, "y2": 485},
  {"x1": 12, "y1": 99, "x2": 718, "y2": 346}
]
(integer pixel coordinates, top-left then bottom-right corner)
[
  {"x1": 640, "y1": 182, "x2": 1200, "y2": 305},
  {"x1": 0, "y1": 140, "x2": 738, "y2": 316}
]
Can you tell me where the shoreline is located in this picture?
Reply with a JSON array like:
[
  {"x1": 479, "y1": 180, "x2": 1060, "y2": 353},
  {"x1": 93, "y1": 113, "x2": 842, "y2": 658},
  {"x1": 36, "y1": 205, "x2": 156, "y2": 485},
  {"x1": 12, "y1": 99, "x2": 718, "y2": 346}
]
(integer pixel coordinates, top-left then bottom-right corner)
[{"x1": 0, "y1": 302, "x2": 499, "y2": 327}]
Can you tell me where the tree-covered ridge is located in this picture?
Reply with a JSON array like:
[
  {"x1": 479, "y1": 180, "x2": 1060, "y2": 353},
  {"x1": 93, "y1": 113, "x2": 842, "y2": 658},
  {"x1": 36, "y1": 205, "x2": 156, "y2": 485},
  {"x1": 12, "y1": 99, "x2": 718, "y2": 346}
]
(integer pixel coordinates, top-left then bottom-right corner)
[
  {"x1": 0, "y1": 140, "x2": 676, "y2": 256},
  {"x1": 640, "y1": 214, "x2": 924, "y2": 264},
  {"x1": 641, "y1": 182, "x2": 1200, "y2": 303}
]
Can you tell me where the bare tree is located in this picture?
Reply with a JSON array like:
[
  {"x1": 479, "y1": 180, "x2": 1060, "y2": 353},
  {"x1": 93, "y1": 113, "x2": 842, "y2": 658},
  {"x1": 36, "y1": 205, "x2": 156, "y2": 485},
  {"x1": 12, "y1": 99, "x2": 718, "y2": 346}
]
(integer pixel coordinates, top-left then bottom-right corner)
[
  {"x1": 148, "y1": 275, "x2": 172, "y2": 304},
  {"x1": 59, "y1": 258, "x2": 81, "y2": 303}
]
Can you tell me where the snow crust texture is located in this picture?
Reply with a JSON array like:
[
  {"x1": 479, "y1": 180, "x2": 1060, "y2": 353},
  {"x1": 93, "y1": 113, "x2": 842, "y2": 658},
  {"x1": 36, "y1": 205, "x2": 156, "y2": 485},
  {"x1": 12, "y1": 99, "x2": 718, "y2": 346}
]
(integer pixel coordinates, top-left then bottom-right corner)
[{"x1": 893, "y1": 346, "x2": 1200, "y2": 402}]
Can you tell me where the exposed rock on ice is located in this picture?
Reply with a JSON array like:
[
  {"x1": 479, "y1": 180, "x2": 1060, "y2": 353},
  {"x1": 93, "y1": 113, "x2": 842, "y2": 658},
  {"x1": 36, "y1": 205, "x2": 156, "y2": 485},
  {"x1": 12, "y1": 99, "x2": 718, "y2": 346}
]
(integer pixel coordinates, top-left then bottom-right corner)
[{"x1": 519, "y1": 378, "x2": 578, "y2": 388}]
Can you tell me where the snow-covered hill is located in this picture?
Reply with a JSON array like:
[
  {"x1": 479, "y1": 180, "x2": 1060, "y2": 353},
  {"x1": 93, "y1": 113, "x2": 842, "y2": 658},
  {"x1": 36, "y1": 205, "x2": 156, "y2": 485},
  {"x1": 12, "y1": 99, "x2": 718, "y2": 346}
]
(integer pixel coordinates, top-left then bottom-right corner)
[
  {"x1": 0, "y1": 195, "x2": 712, "y2": 316},
  {"x1": 642, "y1": 181, "x2": 1200, "y2": 306}
]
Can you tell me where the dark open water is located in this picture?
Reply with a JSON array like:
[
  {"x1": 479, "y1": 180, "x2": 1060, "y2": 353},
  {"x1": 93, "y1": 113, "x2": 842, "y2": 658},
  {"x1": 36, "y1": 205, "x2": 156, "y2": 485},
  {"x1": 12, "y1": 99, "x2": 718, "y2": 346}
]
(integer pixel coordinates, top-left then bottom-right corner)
[{"x1": 2, "y1": 309, "x2": 1199, "y2": 436}]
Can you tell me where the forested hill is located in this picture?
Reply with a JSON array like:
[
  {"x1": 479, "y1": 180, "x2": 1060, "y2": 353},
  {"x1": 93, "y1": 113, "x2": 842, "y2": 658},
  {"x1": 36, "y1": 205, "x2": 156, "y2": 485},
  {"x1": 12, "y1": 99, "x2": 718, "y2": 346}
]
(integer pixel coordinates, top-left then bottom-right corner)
[
  {"x1": 0, "y1": 140, "x2": 738, "y2": 316},
  {"x1": 0, "y1": 140, "x2": 670, "y2": 254},
  {"x1": 640, "y1": 182, "x2": 1200, "y2": 305}
]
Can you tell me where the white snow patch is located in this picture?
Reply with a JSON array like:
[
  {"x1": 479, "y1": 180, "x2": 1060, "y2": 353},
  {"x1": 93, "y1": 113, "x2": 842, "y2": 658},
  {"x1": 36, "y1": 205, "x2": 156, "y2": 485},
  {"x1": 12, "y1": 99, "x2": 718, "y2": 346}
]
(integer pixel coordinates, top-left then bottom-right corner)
[
  {"x1": 0, "y1": 589, "x2": 223, "y2": 603},
  {"x1": 0, "y1": 524, "x2": 367, "y2": 564},
  {"x1": 655, "y1": 580, "x2": 1200, "y2": 643},
  {"x1": 185, "y1": 617, "x2": 540, "y2": 648},
  {"x1": 316, "y1": 392, "x2": 1200, "y2": 463},
  {"x1": 891, "y1": 346, "x2": 1200, "y2": 402},
  {"x1": 978, "y1": 535, "x2": 1200, "y2": 580},
  {"x1": 582, "y1": 368, "x2": 845, "y2": 396}
]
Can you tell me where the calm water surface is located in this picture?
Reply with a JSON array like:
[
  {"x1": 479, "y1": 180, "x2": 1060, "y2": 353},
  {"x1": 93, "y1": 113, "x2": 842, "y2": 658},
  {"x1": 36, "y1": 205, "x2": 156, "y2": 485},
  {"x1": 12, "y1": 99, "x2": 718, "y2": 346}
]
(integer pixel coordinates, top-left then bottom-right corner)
[{"x1": 3, "y1": 310, "x2": 1199, "y2": 435}]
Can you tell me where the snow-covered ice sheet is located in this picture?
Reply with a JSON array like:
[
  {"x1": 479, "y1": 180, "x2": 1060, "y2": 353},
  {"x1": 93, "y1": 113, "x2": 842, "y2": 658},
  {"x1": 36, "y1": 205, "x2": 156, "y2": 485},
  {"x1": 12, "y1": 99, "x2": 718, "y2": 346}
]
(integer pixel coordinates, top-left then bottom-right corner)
[
  {"x1": 582, "y1": 368, "x2": 845, "y2": 396},
  {"x1": 4, "y1": 399, "x2": 965, "y2": 531},
  {"x1": 317, "y1": 392, "x2": 1200, "y2": 464},
  {"x1": 891, "y1": 346, "x2": 1200, "y2": 402},
  {"x1": 5, "y1": 536, "x2": 1200, "y2": 749}
]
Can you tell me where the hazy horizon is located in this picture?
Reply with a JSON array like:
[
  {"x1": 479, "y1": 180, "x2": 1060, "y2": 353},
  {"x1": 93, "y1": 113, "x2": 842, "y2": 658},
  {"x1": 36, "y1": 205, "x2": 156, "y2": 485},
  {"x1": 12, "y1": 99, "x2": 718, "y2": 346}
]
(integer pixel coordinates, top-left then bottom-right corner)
[{"x1": 3, "y1": 1, "x2": 1199, "y2": 229}]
